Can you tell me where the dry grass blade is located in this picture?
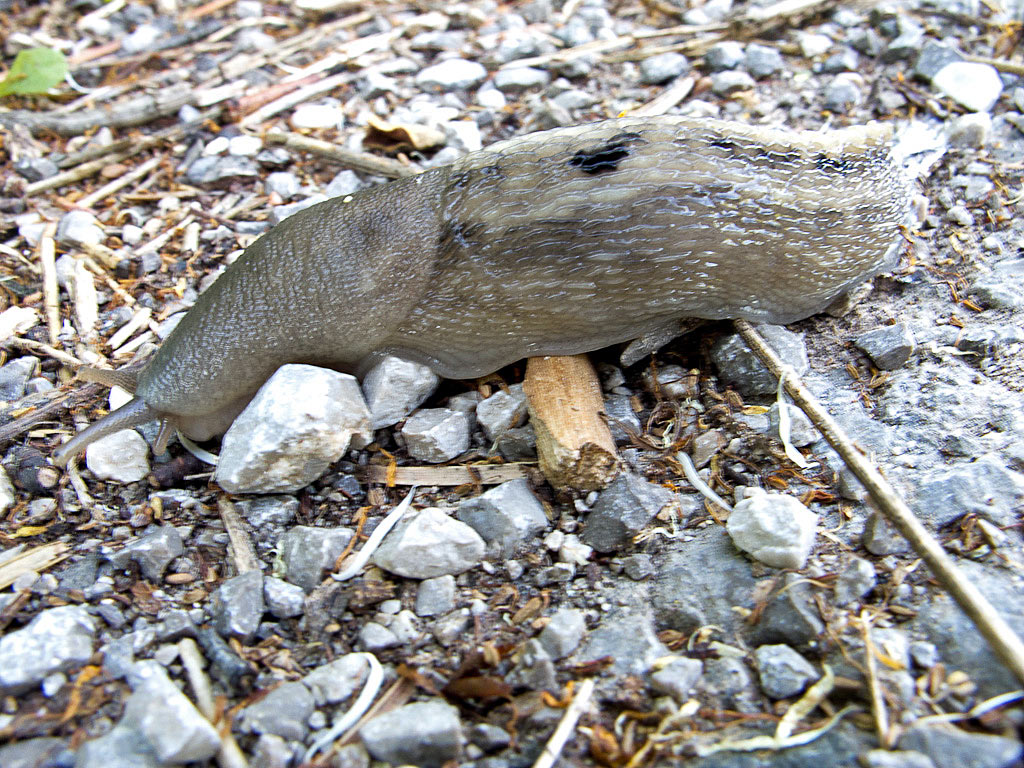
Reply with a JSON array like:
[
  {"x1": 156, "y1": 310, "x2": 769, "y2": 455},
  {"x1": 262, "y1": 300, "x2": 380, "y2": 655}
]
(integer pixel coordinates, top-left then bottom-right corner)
[{"x1": 0, "y1": 542, "x2": 70, "y2": 590}]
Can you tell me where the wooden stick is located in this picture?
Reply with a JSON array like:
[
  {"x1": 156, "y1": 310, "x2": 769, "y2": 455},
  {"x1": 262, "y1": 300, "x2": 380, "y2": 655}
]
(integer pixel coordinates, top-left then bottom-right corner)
[
  {"x1": 523, "y1": 355, "x2": 618, "y2": 491},
  {"x1": 360, "y1": 463, "x2": 531, "y2": 486},
  {"x1": 735, "y1": 319, "x2": 1024, "y2": 687},
  {"x1": 532, "y1": 678, "x2": 596, "y2": 768},
  {"x1": 0, "y1": 542, "x2": 70, "y2": 590},
  {"x1": 217, "y1": 498, "x2": 260, "y2": 574},
  {"x1": 178, "y1": 638, "x2": 250, "y2": 768},
  {"x1": 38, "y1": 226, "x2": 60, "y2": 346},
  {"x1": 264, "y1": 131, "x2": 417, "y2": 179}
]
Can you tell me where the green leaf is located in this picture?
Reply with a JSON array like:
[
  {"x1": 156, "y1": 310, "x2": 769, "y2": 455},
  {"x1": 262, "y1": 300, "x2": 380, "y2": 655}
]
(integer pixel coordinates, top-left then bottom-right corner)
[{"x1": 0, "y1": 48, "x2": 68, "y2": 98}]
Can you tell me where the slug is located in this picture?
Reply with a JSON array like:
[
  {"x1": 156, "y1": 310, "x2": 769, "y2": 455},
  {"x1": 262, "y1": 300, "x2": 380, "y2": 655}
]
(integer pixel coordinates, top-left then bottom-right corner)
[{"x1": 52, "y1": 115, "x2": 911, "y2": 466}]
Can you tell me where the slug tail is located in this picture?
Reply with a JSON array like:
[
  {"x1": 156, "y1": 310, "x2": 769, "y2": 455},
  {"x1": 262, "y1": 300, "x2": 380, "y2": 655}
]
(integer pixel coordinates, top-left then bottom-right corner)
[
  {"x1": 52, "y1": 397, "x2": 158, "y2": 467},
  {"x1": 76, "y1": 366, "x2": 139, "y2": 393}
]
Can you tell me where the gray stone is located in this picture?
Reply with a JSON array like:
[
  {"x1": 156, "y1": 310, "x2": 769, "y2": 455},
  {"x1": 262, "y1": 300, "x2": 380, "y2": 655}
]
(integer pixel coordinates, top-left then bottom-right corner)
[
  {"x1": 494, "y1": 424, "x2": 537, "y2": 460},
  {"x1": 74, "y1": 721, "x2": 157, "y2": 768},
  {"x1": 834, "y1": 556, "x2": 876, "y2": 605},
  {"x1": 250, "y1": 734, "x2": 292, "y2": 768},
  {"x1": 303, "y1": 653, "x2": 369, "y2": 705},
  {"x1": 883, "y1": 21, "x2": 924, "y2": 62},
  {"x1": 416, "y1": 58, "x2": 487, "y2": 91},
  {"x1": 476, "y1": 383, "x2": 527, "y2": 440},
  {"x1": 947, "y1": 112, "x2": 993, "y2": 148},
  {"x1": 711, "y1": 70, "x2": 755, "y2": 95},
  {"x1": 118, "y1": 662, "x2": 220, "y2": 764},
  {"x1": 431, "y1": 610, "x2": 471, "y2": 646},
  {"x1": 914, "y1": 40, "x2": 965, "y2": 82},
  {"x1": 185, "y1": 155, "x2": 259, "y2": 186},
  {"x1": 263, "y1": 171, "x2": 299, "y2": 198},
  {"x1": 910, "y1": 641, "x2": 940, "y2": 669},
  {"x1": 107, "y1": 525, "x2": 183, "y2": 581},
  {"x1": 863, "y1": 750, "x2": 938, "y2": 768},
  {"x1": 913, "y1": 454, "x2": 1024, "y2": 527},
  {"x1": 470, "y1": 723, "x2": 511, "y2": 753},
  {"x1": 494, "y1": 66, "x2": 551, "y2": 92},
  {"x1": 362, "y1": 356, "x2": 439, "y2": 430},
  {"x1": 210, "y1": 570, "x2": 264, "y2": 641},
  {"x1": 697, "y1": 656, "x2": 759, "y2": 712},
  {"x1": 538, "y1": 607, "x2": 586, "y2": 659},
  {"x1": 605, "y1": 393, "x2": 641, "y2": 445},
  {"x1": 767, "y1": 403, "x2": 817, "y2": 447},
  {"x1": 822, "y1": 47, "x2": 858, "y2": 73},
  {"x1": 276, "y1": 525, "x2": 354, "y2": 592},
  {"x1": 649, "y1": 657, "x2": 703, "y2": 701},
  {"x1": 0, "y1": 466, "x2": 14, "y2": 514},
  {"x1": 948, "y1": 204, "x2": 974, "y2": 226},
  {"x1": 856, "y1": 323, "x2": 917, "y2": 370},
  {"x1": 238, "y1": 495, "x2": 298, "y2": 528},
  {"x1": 4, "y1": 737, "x2": 69, "y2": 768},
  {"x1": 326, "y1": 169, "x2": 361, "y2": 197},
  {"x1": 0, "y1": 606, "x2": 95, "y2": 693},
  {"x1": 402, "y1": 408, "x2": 470, "y2": 463},
  {"x1": 575, "y1": 604, "x2": 668, "y2": 676},
  {"x1": 0, "y1": 356, "x2": 38, "y2": 401},
  {"x1": 507, "y1": 638, "x2": 557, "y2": 691},
  {"x1": 56, "y1": 209, "x2": 103, "y2": 247},
  {"x1": 824, "y1": 73, "x2": 864, "y2": 112},
  {"x1": 415, "y1": 575, "x2": 457, "y2": 617},
  {"x1": 972, "y1": 258, "x2": 1024, "y2": 310},
  {"x1": 623, "y1": 553, "x2": 655, "y2": 580},
  {"x1": 706, "y1": 40, "x2": 744, "y2": 71},
  {"x1": 359, "y1": 700, "x2": 462, "y2": 767},
  {"x1": 372, "y1": 507, "x2": 485, "y2": 578},
  {"x1": 744, "y1": 43, "x2": 782, "y2": 78},
  {"x1": 268, "y1": 194, "x2": 328, "y2": 225},
  {"x1": 754, "y1": 644, "x2": 820, "y2": 698},
  {"x1": 456, "y1": 478, "x2": 548, "y2": 554},
  {"x1": 639, "y1": 52, "x2": 690, "y2": 84},
  {"x1": 263, "y1": 576, "x2": 305, "y2": 618},
  {"x1": 85, "y1": 430, "x2": 150, "y2": 483},
  {"x1": 358, "y1": 621, "x2": 400, "y2": 651},
  {"x1": 726, "y1": 489, "x2": 817, "y2": 570},
  {"x1": 216, "y1": 365, "x2": 372, "y2": 493},
  {"x1": 710, "y1": 325, "x2": 808, "y2": 397},
  {"x1": 582, "y1": 472, "x2": 674, "y2": 552},
  {"x1": 14, "y1": 157, "x2": 59, "y2": 182},
  {"x1": 750, "y1": 573, "x2": 824, "y2": 646},
  {"x1": 862, "y1": 511, "x2": 908, "y2": 555},
  {"x1": 691, "y1": 428, "x2": 725, "y2": 468},
  {"x1": 239, "y1": 681, "x2": 315, "y2": 741},
  {"x1": 933, "y1": 62, "x2": 1003, "y2": 112},
  {"x1": 898, "y1": 722, "x2": 1022, "y2": 768}
]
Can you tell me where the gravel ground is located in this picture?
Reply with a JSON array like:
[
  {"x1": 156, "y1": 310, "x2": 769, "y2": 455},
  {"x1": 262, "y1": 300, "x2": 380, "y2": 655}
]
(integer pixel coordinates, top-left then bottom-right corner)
[{"x1": 1, "y1": 0, "x2": 1024, "y2": 767}]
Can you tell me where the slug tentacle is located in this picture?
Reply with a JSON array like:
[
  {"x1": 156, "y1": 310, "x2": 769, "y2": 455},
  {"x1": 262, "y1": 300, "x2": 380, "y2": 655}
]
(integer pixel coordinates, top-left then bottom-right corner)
[
  {"x1": 76, "y1": 365, "x2": 140, "y2": 393},
  {"x1": 52, "y1": 397, "x2": 159, "y2": 467}
]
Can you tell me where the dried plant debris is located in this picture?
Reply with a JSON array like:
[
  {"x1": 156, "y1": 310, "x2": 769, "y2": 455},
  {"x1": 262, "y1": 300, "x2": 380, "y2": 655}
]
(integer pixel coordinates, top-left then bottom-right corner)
[{"x1": 1, "y1": 0, "x2": 1024, "y2": 766}]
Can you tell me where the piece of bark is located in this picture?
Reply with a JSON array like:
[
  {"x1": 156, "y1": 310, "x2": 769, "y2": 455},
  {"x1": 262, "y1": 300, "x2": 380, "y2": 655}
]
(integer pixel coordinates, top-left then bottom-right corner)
[
  {"x1": 523, "y1": 354, "x2": 619, "y2": 491},
  {"x1": 359, "y1": 463, "x2": 532, "y2": 486}
]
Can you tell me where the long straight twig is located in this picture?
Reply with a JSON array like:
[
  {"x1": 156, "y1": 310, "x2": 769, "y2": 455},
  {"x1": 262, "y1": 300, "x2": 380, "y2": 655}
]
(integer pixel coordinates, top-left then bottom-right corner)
[
  {"x1": 532, "y1": 678, "x2": 596, "y2": 768},
  {"x1": 735, "y1": 319, "x2": 1024, "y2": 687}
]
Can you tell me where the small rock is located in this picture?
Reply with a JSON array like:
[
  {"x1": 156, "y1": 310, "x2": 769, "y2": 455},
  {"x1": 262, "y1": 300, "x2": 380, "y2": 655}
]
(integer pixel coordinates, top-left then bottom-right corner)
[
  {"x1": 416, "y1": 58, "x2": 487, "y2": 91},
  {"x1": 0, "y1": 356, "x2": 38, "y2": 401},
  {"x1": 372, "y1": 507, "x2": 485, "y2": 579},
  {"x1": 303, "y1": 653, "x2": 369, "y2": 705},
  {"x1": 856, "y1": 323, "x2": 917, "y2": 370},
  {"x1": 623, "y1": 553, "x2": 656, "y2": 580},
  {"x1": 14, "y1": 157, "x2": 59, "y2": 182},
  {"x1": 575, "y1": 607, "x2": 668, "y2": 676},
  {"x1": 263, "y1": 171, "x2": 300, "y2": 198},
  {"x1": 326, "y1": 169, "x2": 361, "y2": 197},
  {"x1": 508, "y1": 637, "x2": 558, "y2": 690},
  {"x1": 697, "y1": 656, "x2": 759, "y2": 712},
  {"x1": 862, "y1": 750, "x2": 938, "y2": 768},
  {"x1": 186, "y1": 155, "x2": 259, "y2": 187},
  {"x1": 402, "y1": 408, "x2": 470, "y2": 462},
  {"x1": 476, "y1": 383, "x2": 528, "y2": 440},
  {"x1": 538, "y1": 607, "x2": 586, "y2": 659},
  {"x1": 263, "y1": 576, "x2": 306, "y2": 618},
  {"x1": 913, "y1": 40, "x2": 965, "y2": 82},
  {"x1": 822, "y1": 47, "x2": 858, "y2": 73},
  {"x1": 494, "y1": 66, "x2": 551, "y2": 92},
  {"x1": 85, "y1": 430, "x2": 150, "y2": 483},
  {"x1": 824, "y1": 72, "x2": 864, "y2": 112},
  {"x1": 107, "y1": 525, "x2": 184, "y2": 581},
  {"x1": 56, "y1": 209, "x2": 103, "y2": 246},
  {"x1": 639, "y1": 52, "x2": 690, "y2": 84},
  {"x1": 456, "y1": 478, "x2": 548, "y2": 554},
  {"x1": 0, "y1": 467, "x2": 14, "y2": 515},
  {"x1": 898, "y1": 721, "x2": 1022, "y2": 768},
  {"x1": 972, "y1": 258, "x2": 1024, "y2": 310},
  {"x1": 744, "y1": 43, "x2": 782, "y2": 78},
  {"x1": 358, "y1": 621, "x2": 400, "y2": 651},
  {"x1": 289, "y1": 103, "x2": 344, "y2": 130},
  {"x1": 268, "y1": 194, "x2": 328, "y2": 224},
  {"x1": 238, "y1": 496, "x2": 298, "y2": 528},
  {"x1": 706, "y1": 40, "x2": 744, "y2": 71},
  {"x1": 416, "y1": 575, "x2": 457, "y2": 617},
  {"x1": 750, "y1": 573, "x2": 825, "y2": 645},
  {"x1": 798, "y1": 32, "x2": 833, "y2": 58},
  {"x1": 862, "y1": 511, "x2": 908, "y2": 555},
  {"x1": 250, "y1": 735, "x2": 292, "y2": 768},
  {"x1": 470, "y1": 723, "x2": 511, "y2": 753},
  {"x1": 754, "y1": 644, "x2": 820, "y2": 699},
  {"x1": 238, "y1": 681, "x2": 315, "y2": 741},
  {"x1": 913, "y1": 454, "x2": 1024, "y2": 527},
  {"x1": 210, "y1": 570, "x2": 264, "y2": 641},
  {"x1": 710, "y1": 325, "x2": 808, "y2": 397},
  {"x1": 946, "y1": 112, "x2": 992, "y2": 148},
  {"x1": 649, "y1": 657, "x2": 704, "y2": 701},
  {"x1": 216, "y1": 365, "x2": 372, "y2": 493},
  {"x1": 359, "y1": 700, "x2": 462, "y2": 767},
  {"x1": 726, "y1": 489, "x2": 817, "y2": 569},
  {"x1": 582, "y1": 472, "x2": 674, "y2": 553},
  {"x1": 0, "y1": 606, "x2": 95, "y2": 693},
  {"x1": 710, "y1": 70, "x2": 755, "y2": 95},
  {"x1": 362, "y1": 356, "x2": 439, "y2": 430},
  {"x1": 910, "y1": 641, "x2": 941, "y2": 669},
  {"x1": 834, "y1": 556, "x2": 877, "y2": 605},
  {"x1": 0, "y1": 737, "x2": 71, "y2": 768},
  {"x1": 228, "y1": 134, "x2": 262, "y2": 156},
  {"x1": 276, "y1": 525, "x2": 353, "y2": 592},
  {"x1": 947, "y1": 204, "x2": 974, "y2": 226},
  {"x1": 691, "y1": 428, "x2": 725, "y2": 468},
  {"x1": 933, "y1": 62, "x2": 1003, "y2": 112},
  {"x1": 883, "y1": 21, "x2": 924, "y2": 62}
]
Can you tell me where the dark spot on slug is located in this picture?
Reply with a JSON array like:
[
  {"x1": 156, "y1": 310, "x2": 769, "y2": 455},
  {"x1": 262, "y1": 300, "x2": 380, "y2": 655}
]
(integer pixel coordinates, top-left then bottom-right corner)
[
  {"x1": 815, "y1": 153, "x2": 855, "y2": 173},
  {"x1": 439, "y1": 220, "x2": 485, "y2": 252},
  {"x1": 568, "y1": 133, "x2": 646, "y2": 175},
  {"x1": 760, "y1": 148, "x2": 801, "y2": 165},
  {"x1": 709, "y1": 137, "x2": 741, "y2": 152},
  {"x1": 450, "y1": 165, "x2": 504, "y2": 190}
]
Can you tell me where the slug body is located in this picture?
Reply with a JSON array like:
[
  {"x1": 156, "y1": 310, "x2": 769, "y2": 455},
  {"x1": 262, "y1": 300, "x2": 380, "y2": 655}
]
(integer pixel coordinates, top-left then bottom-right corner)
[{"x1": 53, "y1": 116, "x2": 911, "y2": 465}]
